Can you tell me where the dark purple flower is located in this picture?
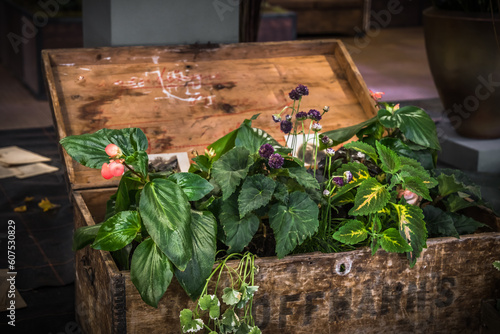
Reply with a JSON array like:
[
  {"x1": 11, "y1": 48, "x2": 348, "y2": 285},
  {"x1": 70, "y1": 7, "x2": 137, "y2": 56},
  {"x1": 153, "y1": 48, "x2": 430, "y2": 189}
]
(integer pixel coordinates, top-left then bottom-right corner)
[
  {"x1": 280, "y1": 120, "x2": 293, "y2": 134},
  {"x1": 272, "y1": 115, "x2": 281, "y2": 123},
  {"x1": 259, "y1": 143, "x2": 275, "y2": 159},
  {"x1": 295, "y1": 84, "x2": 309, "y2": 96},
  {"x1": 344, "y1": 171, "x2": 353, "y2": 184},
  {"x1": 289, "y1": 89, "x2": 300, "y2": 101},
  {"x1": 307, "y1": 109, "x2": 322, "y2": 122},
  {"x1": 333, "y1": 177, "x2": 344, "y2": 187},
  {"x1": 285, "y1": 114, "x2": 292, "y2": 121},
  {"x1": 268, "y1": 153, "x2": 284, "y2": 169},
  {"x1": 321, "y1": 135, "x2": 330, "y2": 144},
  {"x1": 295, "y1": 111, "x2": 307, "y2": 120}
]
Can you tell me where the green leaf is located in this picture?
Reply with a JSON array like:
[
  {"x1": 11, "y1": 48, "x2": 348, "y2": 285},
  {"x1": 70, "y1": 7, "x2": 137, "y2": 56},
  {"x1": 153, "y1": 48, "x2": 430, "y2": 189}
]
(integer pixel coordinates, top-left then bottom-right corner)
[
  {"x1": 435, "y1": 169, "x2": 482, "y2": 198},
  {"x1": 248, "y1": 326, "x2": 262, "y2": 334},
  {"x1": 437, "y1": 173, "x2": 467, "y2": 198},
  {"x1": 91, "y1": 211, "x2": 141, "y2": 251},
  {"x1": 139, "y1": 179, "x2": 192, "y2": 270},
  {"x1": 394, "y1": 106, "x2": 441, "y2": 150},
  {"x1": 238, "y1": 174, "x2": 275, "y2": 218},
  {"x1": 207, "y1": 129, "x2": 238, "y2": 163},
  {"x1": 377, "y1": 109, "x2": 399, "y2": 128},
  {"x1": 235, "y1": 124, "x2": 281, "y2": 154},
  {"x1": 220, "y1": 309, "x2": 240, "y2": 333},
  {"x1": 321, "y1": 116, "x2": 378, "y2": 145},
  {"x1": 332, "y1": 220, "x2": 368, "y2": 245},
  {"x1": 222, "y1": 287, "x2": 242, "y2": 306},
  {"x1": 423, "y1": 205, "x2": 459, "y2": 238},
  {"x1": 235, "y1": 283, "x2": 259, "y2": 309},
  {"x1": 451, "y1": 213, "x2": 484, "y2": 235},
  {"x1": 114, "y1": 172, "x2": 143, "y2": 213},
  {"x1": 394, "y1": 204, "x2": 428, "y2": 266},
  {"x1": 179, "y1": 309, "x2": 204, "y2": 333},
  {"x1": 269, "y1": 191, "x2": 319, "y2": 258},
  {"x1": 349, "y1": 178, "x2": 390, "y2": 216},
  {"x1": 111, "y1": 243, "x2": 132, "y2": 270},
  {"x1": 344, "y1": 141, "x2": 378, "y2": 162},
  {"x1": 175, "y1": 210, "x2": 217, "y2": 300},
  {"x1": 379, "y1": 228, "x2": 413, "y2": 253},
  {"x1": 331, "y1": 191, "x2": 355, "y2": 206},
  {"x1": 379, "y1": 137, "x2": 417, "y2": 160},
  {"x1": 168, "y1": 172, "x2": 214, "y2": 201},
  {"x1": 286, "y1": 167, "x2": 320, "y2": 191},
  {"x1": 402, "y1": 176, "x2": 432, "y2": 201},
  {"x1": 212, "y1": 147, "x2": 253, "y2": 200},
  {"x1": 125, "y1": 151, "x2": 149, "y2": 178},
  {"x1": 131, "y1": 238, "x2": 174, "y2": 308},
  {"x1": 494, "y1": 261, "x2": 500, "y2": 271},
  {"x1": 273, "y1": 182, "x2": 289, "y2": 204},
  {"x1": 399, "y1": 157, "x2": 438, "y2": 189},
  {"x1": 189, "y1": 154, "x2": 212, "y2": 174},
  {"x1": 220, "y1": 193, "x2": 260, "y2": 253},
  {"x1": 60, "y1": 127, "x2": 148, "y2": 169},
  {"x1": 445, "y1": 194, "x2": 476, "y2": 212},
  {"x1": 198, "y1": 295, "x2": 221, "y2": 320},
  {"x1": 376, "y1": 141, "x2": 401, "y2": 174},
  {"x1": 72, "y1": 223, "x2": 103, "y2": 251}
]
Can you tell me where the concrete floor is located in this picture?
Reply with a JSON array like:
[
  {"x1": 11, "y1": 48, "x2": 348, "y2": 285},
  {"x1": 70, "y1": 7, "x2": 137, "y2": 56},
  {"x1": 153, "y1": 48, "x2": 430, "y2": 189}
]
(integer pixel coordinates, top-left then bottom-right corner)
[{"x1": 0, "y1": 27, "x2": 438, "y2": 131}]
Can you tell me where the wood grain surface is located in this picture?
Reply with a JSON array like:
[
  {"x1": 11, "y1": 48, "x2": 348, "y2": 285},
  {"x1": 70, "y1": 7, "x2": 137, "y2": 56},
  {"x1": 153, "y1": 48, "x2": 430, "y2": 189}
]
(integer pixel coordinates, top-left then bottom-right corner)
[{"x1": 43, "y1": 40, "x2": 377, "y2": 190}]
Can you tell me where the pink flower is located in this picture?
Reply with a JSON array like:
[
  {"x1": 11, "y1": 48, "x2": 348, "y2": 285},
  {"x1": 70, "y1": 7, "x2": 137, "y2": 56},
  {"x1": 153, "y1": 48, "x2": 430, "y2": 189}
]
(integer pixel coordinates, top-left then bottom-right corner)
[
  {"x1": 105, "y1": 143, "x2": 122, "y2": 158},
  {"x1": 101, "y1": 161, "x2": 125, "y2": 179},
  {"x1": 398, "y1": 189, "x2": 420, "y2": 206},
  {"x1": 369, "y1": 89, "x2": 385, "y2": 101}
]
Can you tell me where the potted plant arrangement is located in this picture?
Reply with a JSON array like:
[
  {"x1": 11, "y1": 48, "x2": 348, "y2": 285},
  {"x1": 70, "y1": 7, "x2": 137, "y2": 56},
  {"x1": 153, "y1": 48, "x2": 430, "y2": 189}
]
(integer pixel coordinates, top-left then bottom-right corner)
[
  {"x1": 423, "y1": 0, "x2": 500, "y2": 138},
  {"x1": 61, "y1": 85, "x2": 496, "y2": 333}
]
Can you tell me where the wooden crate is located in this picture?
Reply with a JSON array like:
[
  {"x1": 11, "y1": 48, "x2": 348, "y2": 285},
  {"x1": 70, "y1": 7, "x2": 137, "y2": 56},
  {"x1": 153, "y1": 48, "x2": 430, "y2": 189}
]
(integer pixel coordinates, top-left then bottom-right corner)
[
  {"x1": 42, "y1": 40, "x2": 500, "y2": 333},
  {"x1": 73, "y1": 188, "x2": 500, "y2": 333}
]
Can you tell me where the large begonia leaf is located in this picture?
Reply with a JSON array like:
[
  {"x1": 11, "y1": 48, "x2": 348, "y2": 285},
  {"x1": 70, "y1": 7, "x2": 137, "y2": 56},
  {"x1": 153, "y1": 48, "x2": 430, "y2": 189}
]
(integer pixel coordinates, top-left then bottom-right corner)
[
  {"x1": 212, "y1": 147, "x2": 253, "y2": 200},
  {"x1": 60, "y1": 128, "x2": 148, "y2": 169},
  {"x1": 269, "y1": 191, "x2": 319, "y2": 258},
  {"x1": 175, "y1": 210, "x2": 217, "y2": 300},
  {"x1": 130, "y1": 238, "x2": 174, "y2": 308},
  {"x1": 139, "y1": 178, "x2": 192, "y2": 270}
]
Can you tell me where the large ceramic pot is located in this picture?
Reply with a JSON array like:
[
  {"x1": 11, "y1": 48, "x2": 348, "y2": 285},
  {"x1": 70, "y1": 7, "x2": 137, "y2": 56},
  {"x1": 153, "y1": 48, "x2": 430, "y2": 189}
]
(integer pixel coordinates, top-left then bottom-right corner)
[{"x1": 423, "y1": 7, "x2": 500, "y2": 139}]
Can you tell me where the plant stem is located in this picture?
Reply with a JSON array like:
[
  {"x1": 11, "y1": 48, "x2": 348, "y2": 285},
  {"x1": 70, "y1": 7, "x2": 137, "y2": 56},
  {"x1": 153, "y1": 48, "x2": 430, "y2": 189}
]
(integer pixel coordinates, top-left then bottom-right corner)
[{"x1": 122, "y1": 161, "x2": 147, "y2": 183}]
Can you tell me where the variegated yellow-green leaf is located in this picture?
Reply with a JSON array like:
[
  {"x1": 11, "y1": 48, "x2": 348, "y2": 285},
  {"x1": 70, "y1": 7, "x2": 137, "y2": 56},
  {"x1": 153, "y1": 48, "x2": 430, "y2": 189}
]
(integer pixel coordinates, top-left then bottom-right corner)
[
  {"x1": 402, "y1": 176, "x2": 432, "y2": 201},
  {"x1": 376, "y1": 141, "x2": 401, "y2": 174},
  {"x1": 331, "y1": 162, "x2": 371, "y2": 202},
  {"x1": 349, "y1": 178, "x2": 390, "y2": 216},
  {"x1": 393, "y1": 203, "x2": 427, "y2": 267},
  {"x1": 332, "y1": 220, "x2": 368, "y2": 244},
  {"x1": 344, "y1": 141, "x2": 378, "y2": 162},
  {"x1": 379, "y1": 228, "x2": 412, "y2": 253}
]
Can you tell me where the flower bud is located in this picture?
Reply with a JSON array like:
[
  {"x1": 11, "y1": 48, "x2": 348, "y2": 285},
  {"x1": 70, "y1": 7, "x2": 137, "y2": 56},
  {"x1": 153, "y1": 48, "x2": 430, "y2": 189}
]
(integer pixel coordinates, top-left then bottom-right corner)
[
  {"x1": 272, "y1": 114, "x2": 281, "y2": 123},
  {"x1": 101, "y1": 163, "x2": 114, "y2": 179},
  {"x1": 326, "y1": 148, "x2": 335, "y2": 157},
  {"x1": 323, "y1": 106, "x2": 330, "y2": 113},
  {"x1": 109, "y1": 161, "x2": 125, "y2": 177},
  {"x1": 344, "y1": 171, "x2": 353, "y2": 184},
  {"x1": 105, "y1": 143, "x2": 122, "y2": 158},
  {"x1": 333, "y1": 177, "x2": 344, "y2": 187},
  {"x1": 312, "y1": 123, "x2": 322, "y2": 132},
  {"x1": 323, "y1": 189, "x2": 330, "y2": 197}
]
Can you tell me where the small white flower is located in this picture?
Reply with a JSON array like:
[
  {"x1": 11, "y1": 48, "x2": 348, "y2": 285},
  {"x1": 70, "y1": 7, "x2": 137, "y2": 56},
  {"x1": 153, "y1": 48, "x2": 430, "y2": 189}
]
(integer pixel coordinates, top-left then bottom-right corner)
[{"x1": 311, "y1": 123, "x2": 322, "y2": 132}]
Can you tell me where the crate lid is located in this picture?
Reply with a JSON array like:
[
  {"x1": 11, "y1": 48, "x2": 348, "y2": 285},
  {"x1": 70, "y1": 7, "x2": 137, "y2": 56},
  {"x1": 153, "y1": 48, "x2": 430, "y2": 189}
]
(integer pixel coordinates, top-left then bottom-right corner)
[{"x1": 42, "y1": 40, "x2": 376, "y2": 190}]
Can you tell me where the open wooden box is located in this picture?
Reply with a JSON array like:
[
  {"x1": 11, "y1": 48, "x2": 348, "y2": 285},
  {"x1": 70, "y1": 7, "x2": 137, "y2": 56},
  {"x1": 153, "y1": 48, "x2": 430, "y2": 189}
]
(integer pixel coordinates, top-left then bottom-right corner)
[{"x1": 42, "y1": 40, "x2": 500, "y2": 333}]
